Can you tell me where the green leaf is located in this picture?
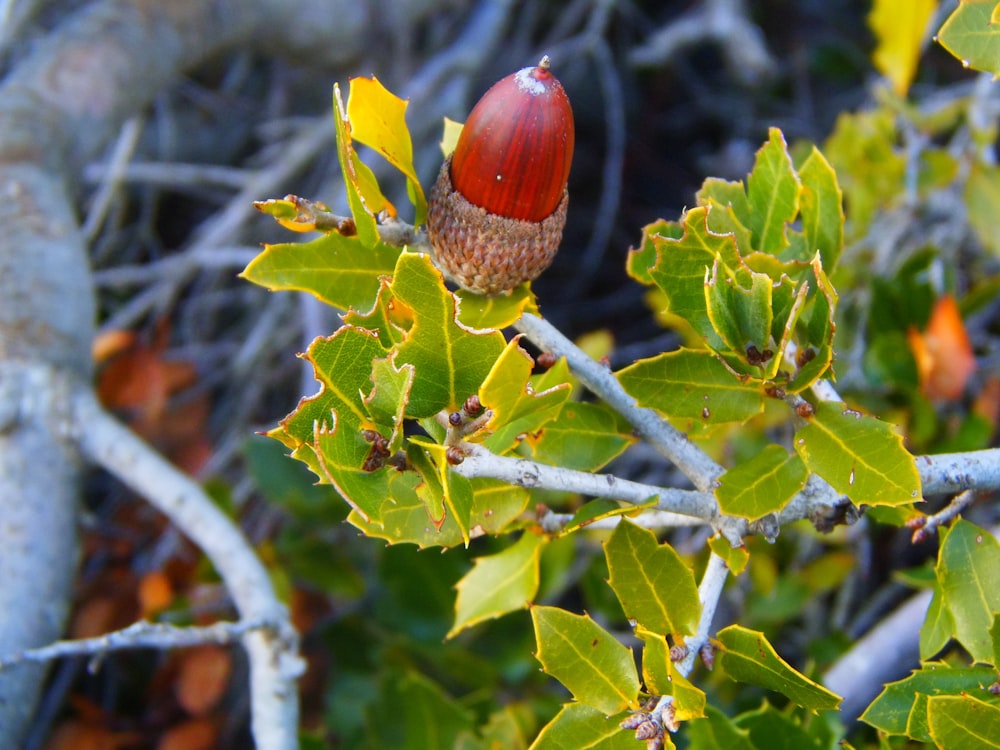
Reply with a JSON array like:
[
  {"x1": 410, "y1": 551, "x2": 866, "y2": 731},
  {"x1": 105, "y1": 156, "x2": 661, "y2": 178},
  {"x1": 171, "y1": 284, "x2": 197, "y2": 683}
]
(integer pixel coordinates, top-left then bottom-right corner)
[
  {"x1": 647, "y1": 206, "x2": 746, "y2": 347},
  {"x1": 455, "y1": 284, "x2": 539, "y2": 330},
  {"x1": 715, "y1": 445, "x2": 808, "y2": 520},
  {"x1": 377, "y1": 670, "x2": 475, "y2": 750},
  {"x1": 272, "y1": 327, "x2": 388, "y2": 449},
  {"x1": 937, "y1": 0, "x2": 1000, "y2": 75},
  {"x1": 528, "y1": 704, "x2": 636, "y2": 750},
  {"x1": 449, "y1": 532, "x2": 545, "y2": 638},
  {"x1": 696, "y1": 177, "x2": 753, "y2": 234},
  {"x1": 789, "y1": 258, "x2": 838, "y2": 392},
  {"x1": 686, "y1": 705, "x2": 757, "y2": 750},
  {"x1": 531, "y1": 606, "x2": 641, "y2": 715},
  {"x1": 364, "y1": 358, "x2": 414, "y2": 451},
  {"x1": 937, "y1": 519, "x2": 1000, "y2": 663},
  {"x1": 526, "y1": 401, "x2": 636, "y2": 472},
  {"x1": 346, "y1": 76, "x2": 427, "y2": 224},
  {"x1": 604, "y1": 520, "x2": 700, "y2": 636},
  {"x1": 627, "y1": 220, "x2": 682, "y2": 285},
  {"x1": 715, "y1": 625, "x2": 841, "y2": 712},
  {"x1": 407, "y1": 437, "x2": 475, "y2": 543},
  {"x1": 550, "y1": 499, "x2": 656, "y2": 538},
  {"x1": 747, "y1": 128, "x2": 801, "y2": 255},
  {"x1": 920, "y1": 581, "x2": 955, "y2": 659},
  {"x1": 332, "y1": 83, "x2": 388, "y2": 247},
  {"x1": 705, "y1": 260, "x2": 774, "y2": 363},
  {"x1": 708, "y1": 535, "x2": 750, "y2": 576},
  {"x1": 390, "y1": 252, "x2": 506, "y2": 416},
  {"x1": 636, "y1": 626, "x2": 706, "y2": 720},
  {"x1": 616, "y1": 348, "x2": 765, "y2": 425},
  {"x1": 965, "y1": 163, "x2": 1000, "y2": 258},
  {"x1": 992, "y1": 612, "x2": 1000, "y2": 668},
  {"x1": 478, "y1": 336, "x2": 571, "y2": 454},
  {"x1": 735, "y1": 702, "x2": 826, "y2": 750},
  {"x1": 927, "y1": 694, "x2": 1000, "y2": 749},
  {"x1": 240, "y1": 233, "x2": 400, "y2": 313},
  {"x1": 869, "y1": 0, "x2": 938, "y2": 96},
  {"x1": 861, "y1": 663, "x2": 999, "y2": 735},
  {"x1": 793, "y1": 400, "x2": 921, "y2": 506},
  {"x1": 794, "y1": 147, "x2": 844, "y2": 272},
  {"x1": 313, "y1": 410, "x2": 391, "y2": 522}
]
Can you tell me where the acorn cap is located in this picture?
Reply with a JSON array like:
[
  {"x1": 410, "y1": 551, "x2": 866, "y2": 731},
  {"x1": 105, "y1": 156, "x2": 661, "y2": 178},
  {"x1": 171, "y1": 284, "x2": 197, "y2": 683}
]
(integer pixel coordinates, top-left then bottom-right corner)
[
  {"x1": 427, "y1": 57, "x2": 574, "y2": 296},
  {"x1": 428, "y1": 155, "x2": 568, "y2": 295}
]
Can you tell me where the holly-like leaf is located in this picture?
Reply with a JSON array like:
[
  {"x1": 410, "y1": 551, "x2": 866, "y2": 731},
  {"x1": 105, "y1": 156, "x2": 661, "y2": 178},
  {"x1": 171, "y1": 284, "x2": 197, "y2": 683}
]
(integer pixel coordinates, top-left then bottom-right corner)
[
  {"x1": 920, "y1": 582, "x2": 955, "y2": 659},
  {"x1": 531, "y1": 606, "x2": 641, "y2": 715},
  {"x1": 936, "y1": 519, "x2": 1000, "y2": 664},
  {"x1": 705, "y1": 260, "x2": 774, "y2": 363},
  {"x1": 272, "y1": 327, "x2": 388, "y2": 449},
  {"x1": 616, "y1": 348, "x2": 765, "y2": 425},
  {"x1": 714, "y1": 625, "x2": 841, "y2": 712},
  {"x1": 861, "y1": 663, "x2": 999, "y2": 736},
  {"x1": 636, "y1": 627, "x2": 705, "y2": 721},
  {"x1": 627, "y1": 220, "x2": 683, "y2": 285},
  {"x1": 686, "y1": 706, "x2": 756, "y2": 750},
  {"x1": 788, "y1": 258, "x2": 838, "y2": 392},
  {"x1": 928, "y1": 694, "x2": 1000, "y2": 749},
  {"x1": 937, "y1": 0, "x2": 1000, "y2": 75},
  {"x1": 793, "y1": 147, "x2": 844, "y2": 272},
  {"x1": 528, "y1": 704, "x2": 636, "y2": 750},
  {"x1": 240, "y1": 233, "x2": 400, "y2": 313},
  {"x1": 648, "y1": 206, "x2": 746, "y2": 347},
  {"x1": 333, "y1": 83, "x2": 391, "y2": 247},
  {"x1": 604, "y1": 520, "x2": 700, "y2": 637},
  {"x1": 708, "y1": 535, "x2": 750, "y2": 576},
  {"x1": 869, "y1": 0, "x2": 937, "y2": 96},
  {"x1": 346, "y1": 76, "x2": 427, "y2": 224},
  {"x1": 478, "y1": 336, "x2": 571, "y2": 454},
  {"x1": 407, "y1": 437, "x2": 475, "y2": 543},
  {"x1": 313, "y1": 411, "x2": 391, "y2": 522},
  {"x1": 715, "y1": 445, "x2": 807, "y2": 521},
  {"x1": 455, "y1": 283, "x2": 538, "y2": 330},
  {"x1": 363, "y1": 358, "x2": 414, "y2": 451},
  {"x1": 747, "y1": 128, "x2": 800, "y2": 255},
  {"x1": 793, "y1": 400, "x2": 921, "y2": 506},
  {"x1": 526, "y1": 401, "x2": 636, "y2": 472},
  {"x1": 696, "y1": 177, "x2": 753, "y2": 234},
  {"x1": 449, "y1": 532, "x2": 545, "y2": 638},
  {"x1": 390, "y1": 252, "x2": 506, "y2": 417}
]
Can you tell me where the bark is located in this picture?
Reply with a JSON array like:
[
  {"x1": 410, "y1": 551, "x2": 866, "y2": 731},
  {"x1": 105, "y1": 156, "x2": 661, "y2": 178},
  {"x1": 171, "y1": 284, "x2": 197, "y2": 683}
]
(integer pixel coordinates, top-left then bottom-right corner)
[{"x1": 0, "y1": 0, "x2": 447, "y2": 746}]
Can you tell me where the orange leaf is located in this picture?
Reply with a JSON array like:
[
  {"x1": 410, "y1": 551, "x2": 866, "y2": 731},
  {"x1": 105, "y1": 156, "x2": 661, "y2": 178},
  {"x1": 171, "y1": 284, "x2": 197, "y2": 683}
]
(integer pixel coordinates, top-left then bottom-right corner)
[
  {"x1": 175, "y1": 645, "x2": 232, "y2": 716},
  {"x1": 138, "y1": 571, "x2": 174, "y2": 618},
  {"x1": 156, "y1": 718, "x2": 218, "y2": 750},
  {"x1": 907, "y1": 294, "x2": 976, "y2": 401}
]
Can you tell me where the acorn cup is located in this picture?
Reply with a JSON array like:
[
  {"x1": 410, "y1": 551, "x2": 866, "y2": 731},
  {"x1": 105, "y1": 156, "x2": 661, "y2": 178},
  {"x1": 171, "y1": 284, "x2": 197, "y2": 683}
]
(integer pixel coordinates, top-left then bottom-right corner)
[{"x1": 427, "y1": 56, "x2": 575, "y2": 296}]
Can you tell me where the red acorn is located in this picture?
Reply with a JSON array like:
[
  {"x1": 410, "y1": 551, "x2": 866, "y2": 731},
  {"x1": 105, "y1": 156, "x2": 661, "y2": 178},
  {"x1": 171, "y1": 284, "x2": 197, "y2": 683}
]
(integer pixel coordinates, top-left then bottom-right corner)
[{"x1": 427, "y1": 56, "x2": 574, "y2": 295}]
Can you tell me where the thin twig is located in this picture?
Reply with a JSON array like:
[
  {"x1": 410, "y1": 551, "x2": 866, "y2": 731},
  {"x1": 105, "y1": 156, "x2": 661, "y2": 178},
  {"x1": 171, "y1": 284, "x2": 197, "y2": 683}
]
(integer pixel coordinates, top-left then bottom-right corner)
[{"x1": 909, "y1": 488, "x2": 977, "y2": 543}]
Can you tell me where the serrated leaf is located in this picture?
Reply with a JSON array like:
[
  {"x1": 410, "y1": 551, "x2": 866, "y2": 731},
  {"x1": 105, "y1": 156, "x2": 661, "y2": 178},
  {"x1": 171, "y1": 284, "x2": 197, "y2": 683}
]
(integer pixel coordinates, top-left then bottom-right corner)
[
  {"x1": 708, "y1": 535, "x2": 750, "y2": 576},
  {"x1": 240, "y1": 233, "x2": 400, "y2": 313},
  {"x1": 635, "y1": 628, "x2": 704, "y2": 720},
  {"x1": 789, "y1": 257, "x2": 838, "y2": 392},
  {"x1": 686, "y1": 705, "x2": 757, "y2": 750},
  {"x1": 696, "y1": 177, "x2": 753, "y2": 233},
  {"x1": 937, "y1": 0, "x2": 1000, "y2": 75},
  {"x1": 929, "y1": 694, "x2": 1000, "y2": 749},
  {"x1": 390, "y1": 252, "x2": 506, "y2": 417},
  {"x1": 705, "y1": 259, "x2": 774, "y2": 362},
  {"x1": 715, "y1": 446, "x2": 807, "y2": 520},
  {"x1": 333, "y1": 83, "x2": 390, "y2": 247},
  {"x1": 531, "y1": 606, "x2": 641, "y2": 715},
  {"x1": 794, "y1": 147, "x2": 844, "y2": 272},
  {"x1": 346, "y1": 76, "x2": 427, "y2": 224},
  {"x1": 478, "y1": 336, "x2": 571, "y2": 454},
  {"x1": 407, "y1": 436, "x2": 474, "y2": 543},
  {"x1": 449, "y1": 532, "x2": 545, "y2": 638},
  {"x1": 272, "y1": 327, "x2": 388, "y2": 449},
  {"x1": 363, "y1": 358, "x2": 413, "y2": 451},
  {"x1": 747, "y1": 128, "x2": 800, "y2": 255},
  {"x1": 648, "y1": 206, "x2": 746, "y2": 347},
  {"x1": 455, "y1": 283, "x2": 538, "y2": 329},
  {"x1": 793, "y1": 400, "x2": 921, "y2": 506},
  {"x1": 937, "y1": 519, "x2": 1000, "y2": 663},
  {"x1": 715, "y1": 625, "x2": 841, "y2": 712},
  {"x1": 604, "y1": 520, "x2": 700, "y2": 636},
  {"x1": 861, "y1": 663, "x2": 999, "y2": 735},
  {"x1": 526, "y1": 402, "x2": 636, "y2": 472},
  {"x1": 869, "y1": 0, "x2": 937, "y2": 96},
  {"x1": 528, "y1": 704, "x2": 636, "y2": 750},
  {"x1": 617, "y1": 348, "x2": 765, "y2": 425},
  {"x1": 349, "y1": 473, "x2": 528, "y2": 548},
  {"x1": 627, "y1": 220, "x2": 683, "y2": 285},
  {"x1": 313, "y1": 411, "x2": 390, "y2": 522}
]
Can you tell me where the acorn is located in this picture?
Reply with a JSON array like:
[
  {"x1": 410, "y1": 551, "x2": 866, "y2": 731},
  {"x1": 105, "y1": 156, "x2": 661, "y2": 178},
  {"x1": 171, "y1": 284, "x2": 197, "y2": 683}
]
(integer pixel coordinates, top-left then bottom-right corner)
[{"x1": 427, "y1": 56, "x2": 574, "y2": 295}]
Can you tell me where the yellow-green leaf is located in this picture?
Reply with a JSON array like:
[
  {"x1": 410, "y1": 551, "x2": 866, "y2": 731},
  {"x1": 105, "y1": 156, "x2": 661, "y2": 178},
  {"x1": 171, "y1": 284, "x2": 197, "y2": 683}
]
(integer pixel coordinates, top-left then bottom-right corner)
[
  {"x1": 715, "y1": 625, "x2": 841, "y2": 712},
  {"x1": 531, "y1": 606, "x2": 641, "y2": 715},
  {"x1": 528, "y1": 704, "x2": 637, "y2": 750},
  {"x1": 795, "y1": 146, "x2": 844, "y2": 272},
  {"x1": 715, "y1": 445, "x2": 807, "y2": 521},
  {"x1": 637, "y1": 626, "x2": 705, "y2": 720},
  {"x1": 937, "y1": 0, "x2": 1000, "y2": 75},
  {"x1": 347, "y1": 76, "x2": 427, "y2": 224},
  {"x1": 869, "y1": 0, "x2": 938, "y2": 96},
  {"x1": 937, "y1": 519, "x2": 1000, "y2": 664},
  {"x1": 793, "y1": 400, "x2": 921, "y2": 506},
  {"x1": 314, "y1": 410, "x2": 391, "y2": 523},
  {"x1": 449, "y1": 532, "x2": 545, "y2": 638},
  {"x1": 526, "y1": 401, "x2": 636, "y2": 472},
  {"x1": 455, "y1": 283, "x2": 538, "y2": 329},
  {"x1": 407, "y1": 436, "x2": 475, "y2": 544},
  {"x1": 708, "y1": 535, "x2": 750, "y2": 576},
  {"x1": 928, "y1": 694, "x2": 1000, "y2": 748},
  {"x1": 604, "y1": 520, "x2": 700, "y2": 636},
  {"x1": 746, "y1": 128, "x2": 800, "y2": 255}
]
